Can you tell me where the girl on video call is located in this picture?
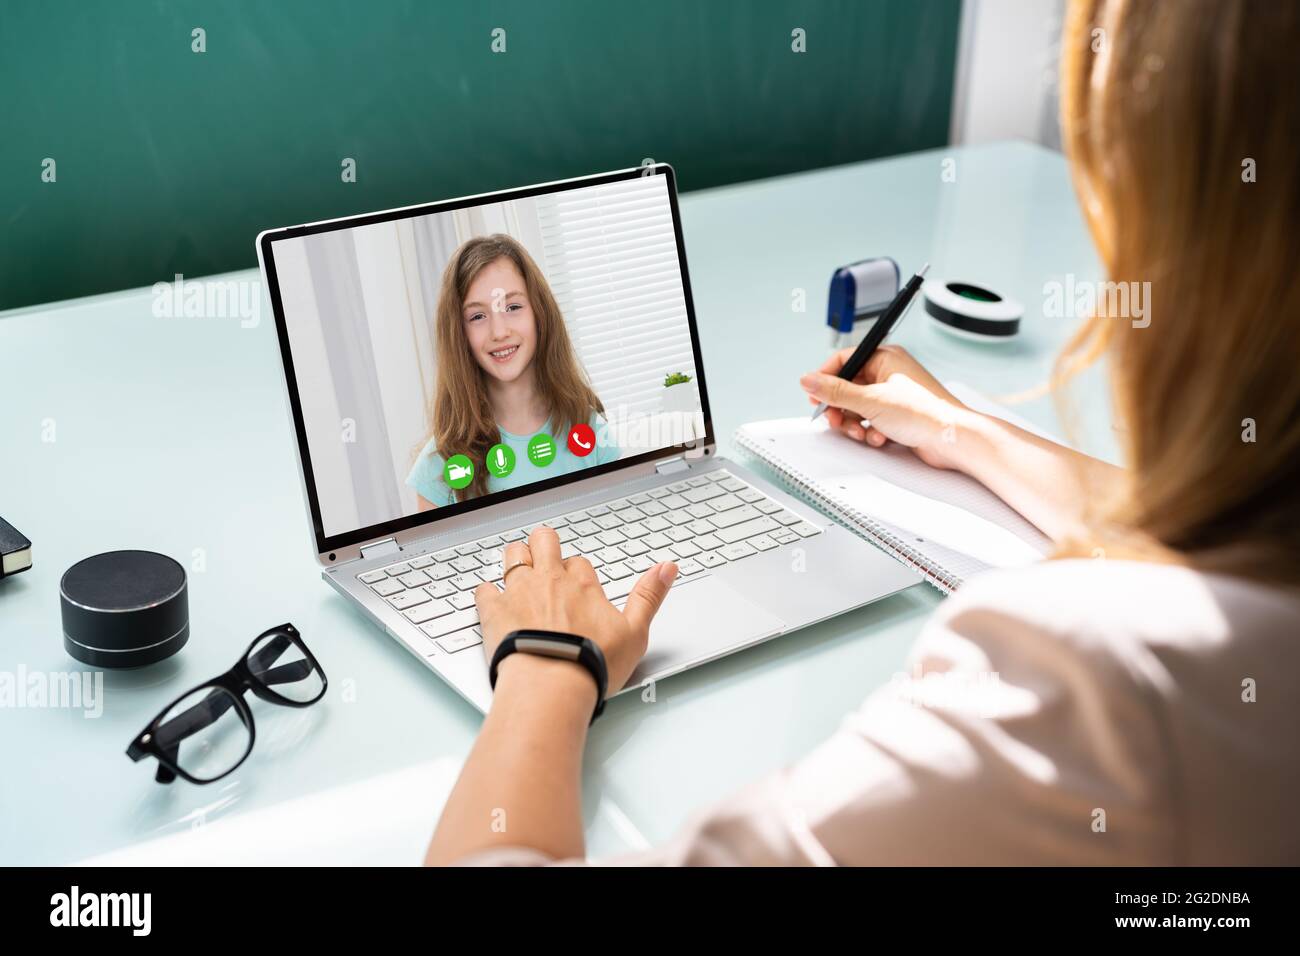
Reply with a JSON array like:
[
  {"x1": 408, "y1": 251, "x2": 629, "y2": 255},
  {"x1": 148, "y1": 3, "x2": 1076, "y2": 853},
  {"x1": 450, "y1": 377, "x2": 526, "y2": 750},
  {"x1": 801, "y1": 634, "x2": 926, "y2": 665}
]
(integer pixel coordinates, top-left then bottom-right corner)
[{"x1": 408, "y1": 234, "x2": 618, "y2": 509}]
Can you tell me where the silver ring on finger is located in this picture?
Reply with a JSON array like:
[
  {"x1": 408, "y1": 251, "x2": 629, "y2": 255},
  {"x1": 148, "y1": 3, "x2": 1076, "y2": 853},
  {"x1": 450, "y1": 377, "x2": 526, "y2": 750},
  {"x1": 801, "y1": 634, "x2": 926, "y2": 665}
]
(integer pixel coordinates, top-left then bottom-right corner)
[{"x1": 502, "y1": 542, "x2": 533, "y2": 583}]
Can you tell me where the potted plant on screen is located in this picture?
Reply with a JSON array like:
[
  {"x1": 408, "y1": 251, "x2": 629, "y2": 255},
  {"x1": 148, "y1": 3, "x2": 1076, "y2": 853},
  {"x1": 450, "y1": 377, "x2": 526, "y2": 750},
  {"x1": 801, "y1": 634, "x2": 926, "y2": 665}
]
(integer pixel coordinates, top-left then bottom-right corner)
[{"x1": 660, "y1": 370, "x2": 698, "y2": 415}]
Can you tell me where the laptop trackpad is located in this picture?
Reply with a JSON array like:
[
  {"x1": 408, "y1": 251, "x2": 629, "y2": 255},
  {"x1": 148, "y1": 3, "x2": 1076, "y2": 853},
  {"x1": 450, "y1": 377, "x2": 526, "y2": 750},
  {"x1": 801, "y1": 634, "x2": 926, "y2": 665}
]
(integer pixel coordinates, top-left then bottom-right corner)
[{"x1": 628, "y1": 575, "x2": 786, "y2": 687}]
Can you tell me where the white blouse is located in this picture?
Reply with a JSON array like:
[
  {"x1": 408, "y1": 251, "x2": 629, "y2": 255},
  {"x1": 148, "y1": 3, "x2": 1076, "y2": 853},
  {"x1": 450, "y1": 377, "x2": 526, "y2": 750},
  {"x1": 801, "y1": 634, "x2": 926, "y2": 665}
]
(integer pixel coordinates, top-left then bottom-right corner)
[{"x1": 463, "y1": 560, "x2": 1300, "y2": 865}]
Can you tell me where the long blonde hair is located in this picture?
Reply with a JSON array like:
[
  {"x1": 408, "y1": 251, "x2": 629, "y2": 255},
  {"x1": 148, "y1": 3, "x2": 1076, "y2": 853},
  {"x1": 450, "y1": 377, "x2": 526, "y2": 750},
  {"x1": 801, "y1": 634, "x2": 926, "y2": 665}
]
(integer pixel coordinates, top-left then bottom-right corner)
[
  {"x1": 1054, "y1": 0, "x2": 1300, "y2": 582},
  {"x1": 419, "y1": 234, "x2": 604, "y2": 503}
]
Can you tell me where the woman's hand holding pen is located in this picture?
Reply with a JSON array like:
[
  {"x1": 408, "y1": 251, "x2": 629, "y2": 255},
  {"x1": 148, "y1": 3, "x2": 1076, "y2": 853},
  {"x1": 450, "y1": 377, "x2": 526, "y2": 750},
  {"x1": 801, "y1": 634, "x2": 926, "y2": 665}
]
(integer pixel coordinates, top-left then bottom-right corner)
[
  {"x1": 799, "y1": 344, "x2": 977, "y2": 471},
  {"x1": 801, "y1": 343, "x2": 1124, "y2": 545}
]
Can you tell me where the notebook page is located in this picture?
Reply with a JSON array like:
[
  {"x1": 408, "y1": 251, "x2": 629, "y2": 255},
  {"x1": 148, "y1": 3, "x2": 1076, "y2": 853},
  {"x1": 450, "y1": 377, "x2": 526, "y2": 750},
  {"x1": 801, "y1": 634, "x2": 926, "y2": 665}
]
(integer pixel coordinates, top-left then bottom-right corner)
[
  {"x1": 825, "y1": 472, "x2": 1044, "y2": 568},
  {"x1": 866, "y1": 513, "x2": 1008, "y2": 582},
  {"x1": 736, "y1": 416, "x2": 1052, "y2": 579}
]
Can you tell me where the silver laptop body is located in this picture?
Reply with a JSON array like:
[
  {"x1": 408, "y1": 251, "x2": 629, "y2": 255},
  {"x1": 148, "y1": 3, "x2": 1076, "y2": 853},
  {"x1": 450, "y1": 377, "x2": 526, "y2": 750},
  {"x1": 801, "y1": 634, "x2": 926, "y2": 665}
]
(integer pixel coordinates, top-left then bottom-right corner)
[{"x1": 257, "y1": 166, "x2": 920, "y2": 714}]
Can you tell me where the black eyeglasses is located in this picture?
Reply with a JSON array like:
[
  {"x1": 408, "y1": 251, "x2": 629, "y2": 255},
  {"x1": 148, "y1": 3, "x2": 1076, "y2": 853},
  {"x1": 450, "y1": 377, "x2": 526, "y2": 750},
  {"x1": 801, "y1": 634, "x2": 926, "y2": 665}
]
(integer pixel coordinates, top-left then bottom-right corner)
[{"x1": 127, "y1": 623, "x2": 327, "y2": 785}]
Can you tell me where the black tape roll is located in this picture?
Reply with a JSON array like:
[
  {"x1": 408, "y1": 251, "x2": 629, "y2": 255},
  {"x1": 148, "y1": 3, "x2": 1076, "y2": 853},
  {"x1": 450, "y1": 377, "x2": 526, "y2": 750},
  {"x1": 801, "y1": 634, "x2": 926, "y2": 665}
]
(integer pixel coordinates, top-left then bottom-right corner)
[{"x1": 923, "y1": 280, "x2": 1023, "y2": 339}]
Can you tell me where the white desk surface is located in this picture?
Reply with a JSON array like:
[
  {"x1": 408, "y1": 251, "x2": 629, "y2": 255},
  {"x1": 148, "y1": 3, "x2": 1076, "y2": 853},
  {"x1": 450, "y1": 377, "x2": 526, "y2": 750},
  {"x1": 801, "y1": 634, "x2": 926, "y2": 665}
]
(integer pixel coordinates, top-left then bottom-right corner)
[{"x1": 0, "y1": 142, "x2": 1109, "y2": 865}]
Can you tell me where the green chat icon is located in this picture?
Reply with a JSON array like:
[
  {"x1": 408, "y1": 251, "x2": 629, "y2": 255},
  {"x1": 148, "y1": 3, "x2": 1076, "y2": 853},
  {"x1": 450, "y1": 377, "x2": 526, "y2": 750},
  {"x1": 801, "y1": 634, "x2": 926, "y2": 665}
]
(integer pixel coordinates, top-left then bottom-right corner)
[{"x1": 527, "y1": 433, "x2": 556, "y2": 467}]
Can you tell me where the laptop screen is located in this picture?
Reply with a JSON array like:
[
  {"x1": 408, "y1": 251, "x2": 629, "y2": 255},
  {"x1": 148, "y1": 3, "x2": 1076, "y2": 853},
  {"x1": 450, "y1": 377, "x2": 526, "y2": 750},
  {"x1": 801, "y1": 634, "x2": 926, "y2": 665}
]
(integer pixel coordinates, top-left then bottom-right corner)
[{"x1": 261, "y1": 167, "x2": 712, "y2": 556}]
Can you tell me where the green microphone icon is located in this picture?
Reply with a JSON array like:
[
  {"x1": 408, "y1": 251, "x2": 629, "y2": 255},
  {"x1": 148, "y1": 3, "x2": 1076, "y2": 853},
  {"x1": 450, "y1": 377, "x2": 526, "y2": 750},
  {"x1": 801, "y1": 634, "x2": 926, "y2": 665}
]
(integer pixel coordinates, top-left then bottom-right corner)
[{"x1": 487, "y1": 443, "x2": 516, "y2": 478}]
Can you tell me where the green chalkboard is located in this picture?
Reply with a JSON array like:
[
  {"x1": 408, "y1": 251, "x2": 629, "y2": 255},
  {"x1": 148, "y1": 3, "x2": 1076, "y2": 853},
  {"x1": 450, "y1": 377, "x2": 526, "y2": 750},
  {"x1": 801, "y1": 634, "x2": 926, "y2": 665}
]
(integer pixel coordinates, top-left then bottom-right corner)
[{"x1": 0, "y1": 0, "x2": 961, "y2": 311}]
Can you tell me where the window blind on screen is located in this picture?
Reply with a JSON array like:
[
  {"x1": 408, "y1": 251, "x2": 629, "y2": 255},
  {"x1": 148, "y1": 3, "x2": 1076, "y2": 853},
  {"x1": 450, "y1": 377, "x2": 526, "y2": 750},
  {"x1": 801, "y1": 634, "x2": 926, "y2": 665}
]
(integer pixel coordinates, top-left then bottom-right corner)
[{"x1": 535, "y1": 176, "x2": 698, "y2": 424}]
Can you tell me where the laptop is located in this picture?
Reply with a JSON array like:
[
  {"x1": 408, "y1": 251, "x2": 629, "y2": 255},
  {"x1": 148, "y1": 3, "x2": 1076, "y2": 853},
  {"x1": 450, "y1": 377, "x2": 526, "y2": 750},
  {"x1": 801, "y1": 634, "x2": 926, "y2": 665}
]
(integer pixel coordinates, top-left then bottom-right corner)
[{"x1": 256, "y1": 165, "x2": 921, "y2": 713}]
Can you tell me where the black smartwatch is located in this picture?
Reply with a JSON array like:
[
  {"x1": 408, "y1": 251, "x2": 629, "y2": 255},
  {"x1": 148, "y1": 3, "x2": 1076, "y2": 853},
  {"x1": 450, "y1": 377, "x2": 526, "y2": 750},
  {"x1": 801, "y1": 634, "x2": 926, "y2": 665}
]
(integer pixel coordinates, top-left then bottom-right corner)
[{"x1": 489, "y1": 630, "x2": 609, "y2": 724}]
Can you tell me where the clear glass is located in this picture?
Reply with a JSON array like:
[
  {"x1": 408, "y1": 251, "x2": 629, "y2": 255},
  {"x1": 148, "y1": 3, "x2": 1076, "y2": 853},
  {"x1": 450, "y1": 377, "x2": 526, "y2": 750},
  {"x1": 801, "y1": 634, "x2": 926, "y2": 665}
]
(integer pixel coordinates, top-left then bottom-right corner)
[
  {"x1": 153, "y1": 686, "x2": 252, "y2": 782},
  {"x1": 247, "y1": 631, "x2": 325, "y2": 704}
]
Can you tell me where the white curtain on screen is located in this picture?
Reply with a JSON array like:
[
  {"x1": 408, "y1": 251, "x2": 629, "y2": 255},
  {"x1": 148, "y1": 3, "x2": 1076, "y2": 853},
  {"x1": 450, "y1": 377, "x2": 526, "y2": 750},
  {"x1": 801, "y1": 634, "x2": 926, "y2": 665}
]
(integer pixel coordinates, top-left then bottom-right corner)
[{"x1": 534, "y1": 175, "x2": 698, "y2": 430}]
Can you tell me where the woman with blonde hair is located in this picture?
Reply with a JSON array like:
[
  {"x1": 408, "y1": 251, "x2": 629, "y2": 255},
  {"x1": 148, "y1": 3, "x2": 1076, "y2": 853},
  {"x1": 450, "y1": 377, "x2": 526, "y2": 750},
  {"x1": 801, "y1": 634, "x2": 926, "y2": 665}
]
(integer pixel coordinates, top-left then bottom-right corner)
[
  {"x1": 425, "y1": 0, "x2": 1299, "y2": 865},
  {"x1": 408, "y1": 233, "x2": 618, "y2": 508}
]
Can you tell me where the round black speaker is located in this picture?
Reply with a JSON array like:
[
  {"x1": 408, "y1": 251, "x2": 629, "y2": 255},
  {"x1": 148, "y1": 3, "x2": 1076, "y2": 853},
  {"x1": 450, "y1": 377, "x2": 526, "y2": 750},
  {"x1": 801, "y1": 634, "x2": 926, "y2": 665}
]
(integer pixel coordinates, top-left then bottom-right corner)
[{"x1": 59, "y1": 550, "x2": 190, "y2": 668}]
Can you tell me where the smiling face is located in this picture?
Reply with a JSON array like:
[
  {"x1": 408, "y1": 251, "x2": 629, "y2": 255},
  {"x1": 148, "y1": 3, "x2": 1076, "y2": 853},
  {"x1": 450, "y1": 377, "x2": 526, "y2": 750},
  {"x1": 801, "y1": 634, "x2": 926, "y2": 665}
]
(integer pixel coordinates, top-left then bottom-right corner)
[
  {"x1": 429, "y1": 233, "x2": 608, "y2": 503},
  {"x1": 461, "y1": 257, "x2": 538, "y2": 385}
]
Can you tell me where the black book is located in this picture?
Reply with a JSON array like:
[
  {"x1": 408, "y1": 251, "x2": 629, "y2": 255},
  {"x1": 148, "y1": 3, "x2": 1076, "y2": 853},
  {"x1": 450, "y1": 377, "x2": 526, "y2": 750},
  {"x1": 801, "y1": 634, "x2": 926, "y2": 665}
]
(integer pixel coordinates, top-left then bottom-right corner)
[{"x1": 0, "y1": 516, "x2": 32, "y2": 579}]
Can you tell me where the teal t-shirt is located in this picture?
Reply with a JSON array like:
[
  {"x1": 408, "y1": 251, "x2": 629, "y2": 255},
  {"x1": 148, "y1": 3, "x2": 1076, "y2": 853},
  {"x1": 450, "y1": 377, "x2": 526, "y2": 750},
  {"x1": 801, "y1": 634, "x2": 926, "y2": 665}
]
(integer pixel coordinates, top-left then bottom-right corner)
[{"x1": 406, "y1": 414, "x2": 620, "y2": 507}]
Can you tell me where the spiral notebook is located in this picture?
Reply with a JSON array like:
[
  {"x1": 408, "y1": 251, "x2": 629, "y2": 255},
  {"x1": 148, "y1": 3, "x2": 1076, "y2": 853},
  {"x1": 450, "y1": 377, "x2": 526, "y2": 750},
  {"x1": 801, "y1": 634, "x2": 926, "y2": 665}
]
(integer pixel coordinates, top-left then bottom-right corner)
[{"x1": 734, "y1": 384, "x2": 1054, "y2": 593}]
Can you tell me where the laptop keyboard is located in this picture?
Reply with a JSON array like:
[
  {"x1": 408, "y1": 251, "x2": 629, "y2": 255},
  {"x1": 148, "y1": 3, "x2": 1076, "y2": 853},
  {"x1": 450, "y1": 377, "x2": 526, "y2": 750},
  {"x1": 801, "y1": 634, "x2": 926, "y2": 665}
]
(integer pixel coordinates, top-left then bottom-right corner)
[{"x1": 355, "y1": 470, "x2": 822, "y2": 656}]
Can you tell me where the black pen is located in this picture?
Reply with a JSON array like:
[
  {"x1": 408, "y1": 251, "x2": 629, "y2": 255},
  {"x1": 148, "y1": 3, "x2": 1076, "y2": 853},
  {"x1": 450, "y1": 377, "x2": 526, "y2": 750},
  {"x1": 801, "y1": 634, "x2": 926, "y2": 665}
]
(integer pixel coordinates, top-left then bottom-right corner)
[{"x1": 810, "y1": 262, "x2": 929, "y2": 421}]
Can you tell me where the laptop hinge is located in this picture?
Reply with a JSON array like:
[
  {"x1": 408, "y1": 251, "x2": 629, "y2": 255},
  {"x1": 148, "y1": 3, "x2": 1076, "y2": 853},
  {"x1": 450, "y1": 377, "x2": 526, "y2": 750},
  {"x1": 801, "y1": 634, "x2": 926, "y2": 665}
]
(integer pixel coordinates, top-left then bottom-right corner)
[
  {"x1": 655, "y1": 455, "x2": 690, "y2": 476},
  {"x1": 359, "y1": 537, "x2": 400, "y2": 560}
]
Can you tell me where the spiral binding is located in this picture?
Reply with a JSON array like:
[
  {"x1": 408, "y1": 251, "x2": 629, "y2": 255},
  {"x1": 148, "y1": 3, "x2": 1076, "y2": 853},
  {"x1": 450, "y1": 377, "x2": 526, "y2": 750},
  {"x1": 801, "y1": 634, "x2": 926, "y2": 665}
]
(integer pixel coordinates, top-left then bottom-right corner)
[{"x1": 734, "y1": 429, "x2": 959, "y2": 595}]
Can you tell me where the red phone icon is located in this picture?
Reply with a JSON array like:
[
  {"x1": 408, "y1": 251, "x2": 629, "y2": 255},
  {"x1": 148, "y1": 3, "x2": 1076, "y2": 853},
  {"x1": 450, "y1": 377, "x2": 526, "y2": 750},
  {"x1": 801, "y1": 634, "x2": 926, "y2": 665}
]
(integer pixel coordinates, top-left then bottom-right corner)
[{"x1": 567, "y1": 423, "x2": 596, "y2": 457}]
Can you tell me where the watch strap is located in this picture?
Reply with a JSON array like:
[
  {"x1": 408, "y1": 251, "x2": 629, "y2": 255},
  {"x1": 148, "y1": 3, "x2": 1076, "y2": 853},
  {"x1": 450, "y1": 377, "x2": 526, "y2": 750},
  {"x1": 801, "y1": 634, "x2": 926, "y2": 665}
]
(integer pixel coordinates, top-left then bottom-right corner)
[{"x1": 489, "y1": 630, "x2": 608, "y2": 723}]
